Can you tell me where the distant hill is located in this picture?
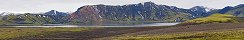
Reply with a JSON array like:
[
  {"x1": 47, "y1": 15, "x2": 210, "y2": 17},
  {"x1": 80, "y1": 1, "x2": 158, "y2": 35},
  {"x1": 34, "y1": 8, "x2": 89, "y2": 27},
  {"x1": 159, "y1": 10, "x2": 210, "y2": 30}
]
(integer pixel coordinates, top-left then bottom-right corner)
[
  {"x1": 0, "y1": 10, "x2": 69, "y2": 25},
  {"x1": 216, "y1": 4, "x2": 244, "y2": 17},
  {"x1": 44, "y1": 10, "x2": 69, "y2": 23}
]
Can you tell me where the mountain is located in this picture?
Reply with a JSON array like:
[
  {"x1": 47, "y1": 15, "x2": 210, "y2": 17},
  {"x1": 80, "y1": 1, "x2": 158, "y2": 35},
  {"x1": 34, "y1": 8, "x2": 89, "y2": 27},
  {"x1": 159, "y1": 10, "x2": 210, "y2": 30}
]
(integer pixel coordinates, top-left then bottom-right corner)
[
  {"x1": 1, "y1": 2, "x2": 244, "y2": 25},
  {"x1": 0, "y1": 10, "x2": 69, "y2": 25},
  {"x1": 218, "y1": 6, "x2": 233, "y2": 14},
  {"x1": 216, "y1": 4, "x2": 244, "y2": 17},
  {"x1": 189, "y1": 6, "x2": 213, "y2": 18},
  {"x1": 0, "y1": 13, "x2": 55, "y2": 25},
  {"x1": 0, "y1": 12, "x2": 14, "y2": 16},
  {"x1": 69, "y1": 2, "x2": 212, "y2": 23},
  {"x1": 44, "y1": 10, "x2": 68, "y2": 16},
  {"x1": 44, "y1": 10, "x2": 69, "y2": 23},
  {"x1": 17, "y1": 13, "x2": 55, "y2": 24}
]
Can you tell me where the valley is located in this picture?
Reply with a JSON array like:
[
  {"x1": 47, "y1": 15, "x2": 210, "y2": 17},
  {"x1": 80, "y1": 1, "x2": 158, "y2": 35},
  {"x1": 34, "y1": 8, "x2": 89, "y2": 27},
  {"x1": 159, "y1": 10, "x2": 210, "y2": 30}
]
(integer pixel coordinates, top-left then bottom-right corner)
[
  {"x1": 2, "y1": 13, "x2": 242, "y2": 40},
  {"x1": 0, "y1": 1, "x2": 244, "y2": 40}
]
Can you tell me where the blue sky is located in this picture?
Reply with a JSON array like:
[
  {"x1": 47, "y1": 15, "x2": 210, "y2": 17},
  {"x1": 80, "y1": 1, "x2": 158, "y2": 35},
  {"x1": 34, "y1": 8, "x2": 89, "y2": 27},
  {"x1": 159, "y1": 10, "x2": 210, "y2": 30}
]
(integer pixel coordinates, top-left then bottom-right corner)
[{"x1": 0, "y1": 0, "x2": 243, "y2": 13}]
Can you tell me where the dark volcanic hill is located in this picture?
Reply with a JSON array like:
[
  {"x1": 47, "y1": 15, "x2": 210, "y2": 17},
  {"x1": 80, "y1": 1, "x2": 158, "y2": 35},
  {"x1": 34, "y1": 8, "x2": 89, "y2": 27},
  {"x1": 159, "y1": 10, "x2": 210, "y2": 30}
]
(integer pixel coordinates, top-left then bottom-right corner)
[
  {"x1": 44, "y1": 10, "x2": 69, "y2": 23},
  {"x1": 69, "y1": 2, "x2": 212, "y2": 23},
  {"x1": 216, "y1": 4, "x2": 244, "y2": 17}
]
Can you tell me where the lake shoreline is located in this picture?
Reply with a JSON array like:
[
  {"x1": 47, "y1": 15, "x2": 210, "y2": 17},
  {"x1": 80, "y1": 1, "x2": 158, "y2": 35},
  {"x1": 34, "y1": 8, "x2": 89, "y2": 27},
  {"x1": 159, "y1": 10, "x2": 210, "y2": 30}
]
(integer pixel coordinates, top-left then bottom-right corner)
[{"x1": 0, "y1": 23, "x2": 180, "y2": 27}]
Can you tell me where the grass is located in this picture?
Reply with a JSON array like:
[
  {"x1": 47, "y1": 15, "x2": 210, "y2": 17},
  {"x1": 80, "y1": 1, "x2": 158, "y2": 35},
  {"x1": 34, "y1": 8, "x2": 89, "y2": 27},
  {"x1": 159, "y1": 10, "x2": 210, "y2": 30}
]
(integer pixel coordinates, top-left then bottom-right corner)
[
  {"x1": 112, "y1": 29, "x2": 244, "y2": 40},
  {"x1": 179, "y1": 14, "x2": 238, "y2": 25},
  {"x1": 0, "y1": 27, "x2": 96, "y2": 39}
]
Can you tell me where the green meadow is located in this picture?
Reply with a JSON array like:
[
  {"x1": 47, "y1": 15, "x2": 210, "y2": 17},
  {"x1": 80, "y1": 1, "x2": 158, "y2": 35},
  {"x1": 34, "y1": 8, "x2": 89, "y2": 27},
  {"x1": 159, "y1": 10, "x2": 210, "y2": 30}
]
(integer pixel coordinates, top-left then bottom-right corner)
[{"x1": 0, "y1": 27, "x2": 95, "y2": 39}]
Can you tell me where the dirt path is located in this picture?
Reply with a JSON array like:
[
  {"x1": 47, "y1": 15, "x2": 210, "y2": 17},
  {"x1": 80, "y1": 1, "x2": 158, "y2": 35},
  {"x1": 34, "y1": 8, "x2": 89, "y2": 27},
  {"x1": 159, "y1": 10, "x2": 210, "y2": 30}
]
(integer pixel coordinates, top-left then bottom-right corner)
[{"x1": 13, "y1": 23, "x2": 244, "y2": 40}]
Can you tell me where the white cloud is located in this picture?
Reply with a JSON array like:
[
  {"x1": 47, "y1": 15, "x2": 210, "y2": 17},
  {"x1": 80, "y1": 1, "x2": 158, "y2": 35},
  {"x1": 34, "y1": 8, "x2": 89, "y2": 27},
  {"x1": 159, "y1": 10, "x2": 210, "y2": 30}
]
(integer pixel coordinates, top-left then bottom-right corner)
[{"x1": 0, "y1": 0, "x2": 243, "y2": 13}]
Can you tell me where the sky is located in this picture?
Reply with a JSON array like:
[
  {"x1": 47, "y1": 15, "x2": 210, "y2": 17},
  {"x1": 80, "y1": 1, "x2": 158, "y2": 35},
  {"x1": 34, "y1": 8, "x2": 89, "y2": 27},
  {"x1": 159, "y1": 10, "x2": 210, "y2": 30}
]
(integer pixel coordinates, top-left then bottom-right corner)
[{"x1": 0, "y1": 0, "x2": 244, "y2": 13}]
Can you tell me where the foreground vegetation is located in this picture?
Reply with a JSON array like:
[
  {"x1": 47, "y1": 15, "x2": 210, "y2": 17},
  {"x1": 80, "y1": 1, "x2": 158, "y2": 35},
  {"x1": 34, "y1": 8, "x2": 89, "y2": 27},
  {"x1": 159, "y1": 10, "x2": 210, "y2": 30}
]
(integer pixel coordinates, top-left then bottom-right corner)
[
  {"x1": 179, "y1": 14, "x2": 238, "y2": 25},
  {"x1": 0, "y1": 27, "x2": 95, "y2": 39},
  {"x1": 112, "y1": 29, "x2": 244, "y2": 40}
]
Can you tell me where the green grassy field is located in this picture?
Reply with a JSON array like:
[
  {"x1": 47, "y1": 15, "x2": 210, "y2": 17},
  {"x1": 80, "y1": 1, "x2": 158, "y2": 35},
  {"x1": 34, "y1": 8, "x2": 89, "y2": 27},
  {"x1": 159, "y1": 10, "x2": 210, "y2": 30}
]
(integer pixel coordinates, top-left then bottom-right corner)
[
  {"x1": 179, "y1": 14, "x2": 238, "y2": 25},
  {"x1": 0, "y1": 27, "x2": 96, "y2": 39},
  {"x1": 112, "y1": 29, "x2": 244, "y2": 40}
]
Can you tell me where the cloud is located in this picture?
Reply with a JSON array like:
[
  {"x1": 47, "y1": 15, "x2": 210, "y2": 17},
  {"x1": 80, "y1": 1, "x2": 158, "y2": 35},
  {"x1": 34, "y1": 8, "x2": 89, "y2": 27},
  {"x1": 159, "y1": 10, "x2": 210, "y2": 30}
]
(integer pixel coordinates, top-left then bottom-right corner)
[{"x1": 0, "y1": 0, "x2": 243, "y2": 13}]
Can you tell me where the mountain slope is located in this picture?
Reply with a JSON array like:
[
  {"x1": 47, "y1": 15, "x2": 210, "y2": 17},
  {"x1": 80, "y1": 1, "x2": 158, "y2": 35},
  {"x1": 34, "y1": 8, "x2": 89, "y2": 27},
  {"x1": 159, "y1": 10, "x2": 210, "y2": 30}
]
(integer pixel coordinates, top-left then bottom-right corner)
[
  {"x1": 217, "y1": 4, "x2": 244, "y2": 17},
  {"x1": 69, "y1": 2, "x2": 212, "y2": 23},
  {"x1": 0, "y1": 10, "x2": 69, "y2": 25},
  {"x1": 44, "y1": 10, "x2": 69, "y2": 23}
]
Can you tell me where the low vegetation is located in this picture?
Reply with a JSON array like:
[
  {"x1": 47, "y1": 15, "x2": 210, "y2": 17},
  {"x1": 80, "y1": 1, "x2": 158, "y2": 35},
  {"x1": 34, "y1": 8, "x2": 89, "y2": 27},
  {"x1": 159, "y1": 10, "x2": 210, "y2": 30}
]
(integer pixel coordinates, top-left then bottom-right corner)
[
  {"x1": 179, "y1": 14, "x2": 238, "y2": 25},
  {"x1": 0, "y1": 27, "x2": 95, "y2": 39},
  {"x1": 112, "y1": 29, "x2": 244, "y2": 40}
]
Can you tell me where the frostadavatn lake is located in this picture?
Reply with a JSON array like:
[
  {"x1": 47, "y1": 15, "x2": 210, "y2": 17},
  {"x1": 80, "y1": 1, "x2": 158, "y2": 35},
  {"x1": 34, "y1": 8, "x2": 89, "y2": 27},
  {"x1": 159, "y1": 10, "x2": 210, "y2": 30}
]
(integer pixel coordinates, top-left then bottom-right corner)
[{"x1": 9, "y1": 23, "x2": 180, "y2": 27}]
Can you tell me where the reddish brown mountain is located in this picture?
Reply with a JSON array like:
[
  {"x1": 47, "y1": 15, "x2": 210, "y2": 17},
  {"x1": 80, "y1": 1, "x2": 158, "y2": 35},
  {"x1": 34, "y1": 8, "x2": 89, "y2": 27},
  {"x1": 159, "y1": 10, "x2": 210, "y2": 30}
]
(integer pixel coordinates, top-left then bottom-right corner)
[{"x1": 69, "y1": 6, "x2": 103, "y2": 23}]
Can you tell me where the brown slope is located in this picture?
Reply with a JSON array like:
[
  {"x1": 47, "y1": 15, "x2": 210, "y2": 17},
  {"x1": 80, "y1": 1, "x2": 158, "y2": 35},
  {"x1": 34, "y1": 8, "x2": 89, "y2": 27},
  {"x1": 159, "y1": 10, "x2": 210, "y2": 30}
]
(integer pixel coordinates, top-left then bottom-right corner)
[{"x1": 69, "y1": 6, "x2": 103, "y2": 24}]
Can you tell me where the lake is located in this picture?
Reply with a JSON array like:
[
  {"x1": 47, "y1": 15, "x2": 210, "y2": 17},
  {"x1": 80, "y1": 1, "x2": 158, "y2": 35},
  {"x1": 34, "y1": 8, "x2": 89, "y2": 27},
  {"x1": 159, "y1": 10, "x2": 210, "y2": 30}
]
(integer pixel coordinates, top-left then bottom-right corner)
[{"x1": 8, "y1": 23, "x2": 180, "y2": 27}]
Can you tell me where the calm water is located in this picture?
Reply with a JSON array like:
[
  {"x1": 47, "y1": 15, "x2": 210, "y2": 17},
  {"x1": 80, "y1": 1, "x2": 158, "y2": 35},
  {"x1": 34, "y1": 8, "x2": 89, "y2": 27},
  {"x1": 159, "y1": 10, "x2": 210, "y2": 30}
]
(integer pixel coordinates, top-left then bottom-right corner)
[{"x1": 9, "y1": 23, "x2": 180, "y2": 27}]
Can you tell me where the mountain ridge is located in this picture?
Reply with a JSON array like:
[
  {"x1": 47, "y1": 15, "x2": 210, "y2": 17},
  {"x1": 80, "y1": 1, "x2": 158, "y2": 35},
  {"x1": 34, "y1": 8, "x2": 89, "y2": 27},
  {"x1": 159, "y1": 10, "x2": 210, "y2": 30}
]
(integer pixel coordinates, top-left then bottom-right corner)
[{"x1": 69, "y1": 2, "x2": 212, "y2": 23}]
